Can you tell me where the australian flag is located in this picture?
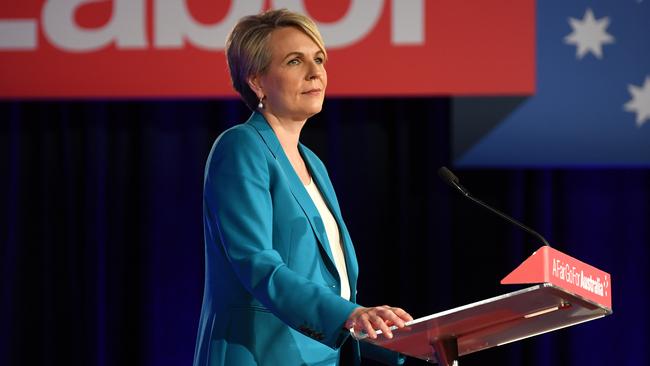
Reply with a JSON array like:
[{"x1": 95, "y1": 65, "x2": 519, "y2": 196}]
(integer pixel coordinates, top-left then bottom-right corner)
[{"x1": 453, "y1": 0, "x2": 650, "y2": 167}]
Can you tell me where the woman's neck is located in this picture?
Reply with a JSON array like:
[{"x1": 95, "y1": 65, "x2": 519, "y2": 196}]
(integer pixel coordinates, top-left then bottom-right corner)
[
  {"x1": 261, "y1": 111, "x2": 306, "y2": 154},
  {"x1": 261, "y1": 110, "x2": 312, "y2": 184}
]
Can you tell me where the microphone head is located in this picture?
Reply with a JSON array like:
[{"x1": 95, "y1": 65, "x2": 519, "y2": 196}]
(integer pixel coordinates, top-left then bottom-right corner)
[{"x1": 438, "y1": 166, "x2": 459, "y2": 186}]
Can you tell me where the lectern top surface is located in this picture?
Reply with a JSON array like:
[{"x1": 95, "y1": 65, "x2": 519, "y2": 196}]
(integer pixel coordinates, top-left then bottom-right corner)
[{"x1": 357, "y1": 284, "x2": 611, "y2": 363}]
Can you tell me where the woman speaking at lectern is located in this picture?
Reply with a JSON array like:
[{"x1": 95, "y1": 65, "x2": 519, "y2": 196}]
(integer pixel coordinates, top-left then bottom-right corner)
[{"x1": 193, "y1": 9, "x2": 412, "y2": 366}]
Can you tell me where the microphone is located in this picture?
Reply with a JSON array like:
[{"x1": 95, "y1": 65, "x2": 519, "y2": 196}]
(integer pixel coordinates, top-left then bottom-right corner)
[{"x1": 438, "y1": 167, "x2": 551, "y2": 247}]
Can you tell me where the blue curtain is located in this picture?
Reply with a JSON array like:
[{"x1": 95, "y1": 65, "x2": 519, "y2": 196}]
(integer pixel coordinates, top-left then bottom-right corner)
[{"x1": 1, "y1": 99, "x2": 648, "y2": 365}]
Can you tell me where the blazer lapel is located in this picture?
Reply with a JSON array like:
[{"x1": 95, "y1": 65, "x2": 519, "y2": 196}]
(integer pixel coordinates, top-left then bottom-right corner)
[
  {"x1": 246, "y1": 113, "x2": 337, "y2": 267},
  {"x1": 300, "y1": 144, "x2": 359, "y2": 296}
]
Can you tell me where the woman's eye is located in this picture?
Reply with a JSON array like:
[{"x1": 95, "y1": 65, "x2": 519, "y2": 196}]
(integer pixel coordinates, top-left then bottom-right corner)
[
  {"x1": 315, "y1": 57, "x2": 324, "y2": 64},
  {"x1": 288, "y1": 58, "x2": 300, "y2": 65}
]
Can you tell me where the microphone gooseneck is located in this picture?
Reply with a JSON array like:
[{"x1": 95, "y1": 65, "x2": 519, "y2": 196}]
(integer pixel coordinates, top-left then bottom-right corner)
[{"x1": 438, "y1": 167, "x2": 551, "y2": 247}]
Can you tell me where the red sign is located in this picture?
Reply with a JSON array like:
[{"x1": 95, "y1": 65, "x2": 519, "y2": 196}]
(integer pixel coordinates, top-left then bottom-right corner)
[
  {"x1": 0, "y1": 0, "x2": 534, "y2": 98},
  {"x1": 502, "y1": 246, "x2": 612, "y2": 310}
]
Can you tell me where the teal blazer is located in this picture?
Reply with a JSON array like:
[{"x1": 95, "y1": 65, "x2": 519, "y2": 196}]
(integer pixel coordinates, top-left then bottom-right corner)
[{"x1": 193, "y1": 113, "x2": 404, "y2": 366}]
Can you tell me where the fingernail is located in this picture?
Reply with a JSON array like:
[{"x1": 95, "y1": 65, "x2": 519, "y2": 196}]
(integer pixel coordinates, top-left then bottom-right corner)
[{"x1": 387, "y1": 332, "x2": 393, "y2": 338}]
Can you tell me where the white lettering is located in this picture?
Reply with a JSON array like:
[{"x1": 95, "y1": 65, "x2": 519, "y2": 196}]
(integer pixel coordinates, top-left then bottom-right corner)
[
  {"x1": 580, "y1": 272, "x2": 605, "y2": 296},
  {"x1": 595, "y1": 278, "x2": 604, "y2": 296},
  {"x1": 580, "y1": 271, "x2": 592, "y2": 292},
  {"x1": 9, "y1": 0, "x2": 428, "y2": 52},
  {"x1": 275, "y1": 0, "x2": 383, "y2": 49},
  {"x1": 562, "y1": 263, "x2": 571, "y2": 283},
  {"x1": 154, "y1": 0, "x2": 263, "y2": 50},
  {"x1": 392, "y1": 0, "x2": 425, "y2": 44},
  {"x1": 553, "y1": 259, "x2": 607, "y2": 298},
  {"x1": 42, "y1": 0, "x2": 147, "y2": 52},
  {"x1": 0, "y1": 19, "x2": 38, "y2": 50}
]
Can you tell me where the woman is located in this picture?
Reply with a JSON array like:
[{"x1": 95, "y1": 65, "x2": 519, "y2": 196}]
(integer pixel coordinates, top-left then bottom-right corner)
[{"x1": 194, "y1": 9, "x2": 413, "y2": 366}]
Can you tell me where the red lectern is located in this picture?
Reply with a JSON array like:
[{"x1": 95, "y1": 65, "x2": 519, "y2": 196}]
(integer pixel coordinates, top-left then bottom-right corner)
[{"x1": 355, "y1": 247, "x2": 612, "y2": 365}]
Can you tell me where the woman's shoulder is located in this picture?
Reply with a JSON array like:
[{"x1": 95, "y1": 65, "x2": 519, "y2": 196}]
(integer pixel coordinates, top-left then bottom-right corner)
[
  {"x1": 212, "y1": 112, "x2": 274, "y2": 154},
  {"x1": 205, "y1": 122, "x2": 267, "y2": 174},
  {"x1": 214, "y1": 123, "x2": 261, "y2": 149}
]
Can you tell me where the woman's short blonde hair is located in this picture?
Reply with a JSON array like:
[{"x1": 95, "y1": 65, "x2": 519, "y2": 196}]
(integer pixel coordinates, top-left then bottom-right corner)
[{"x1": 225, "y1": 9, "x2": 327, "y2": 110}]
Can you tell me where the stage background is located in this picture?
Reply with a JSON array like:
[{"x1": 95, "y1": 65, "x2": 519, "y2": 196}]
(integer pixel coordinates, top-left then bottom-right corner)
[
  {"x1": 1, "y1": 98, "x2": 648, "y2": 366},
  {"x1": 2, "y1": 0, "x2": 649, "y2": 365}
]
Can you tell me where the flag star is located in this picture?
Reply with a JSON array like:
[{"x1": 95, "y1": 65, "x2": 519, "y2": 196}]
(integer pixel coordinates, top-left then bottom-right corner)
[
  {"x1": 564, "y1": 8, "x2": 615, "y2": 59},
  {"x1": 624, "y1": 76, "x2": 650, "y2": 127}
]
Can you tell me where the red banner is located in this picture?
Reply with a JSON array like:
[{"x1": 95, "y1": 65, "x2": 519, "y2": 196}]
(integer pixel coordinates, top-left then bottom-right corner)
[
  {"x1": 502, "y1": 246, "x2": 612, "y2": 310},
  {"x1": 0, "y1": 0, "x2": 534, "y2": 98}
]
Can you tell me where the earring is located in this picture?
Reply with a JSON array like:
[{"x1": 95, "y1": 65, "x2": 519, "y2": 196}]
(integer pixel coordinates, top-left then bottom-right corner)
[{"x1": 257, "y1": 97, "x2": 264, "y2": 109}]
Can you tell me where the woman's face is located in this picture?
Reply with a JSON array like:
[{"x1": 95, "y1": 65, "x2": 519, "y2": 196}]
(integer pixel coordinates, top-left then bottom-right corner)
[{"x1": 254, "y1": 27, "x2": 327, "y2": 121}]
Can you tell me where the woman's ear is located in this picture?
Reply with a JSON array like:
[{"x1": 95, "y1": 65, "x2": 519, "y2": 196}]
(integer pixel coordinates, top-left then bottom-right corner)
[{"x1": 247, "y1": 75, "x2": 264, "y2": 100}]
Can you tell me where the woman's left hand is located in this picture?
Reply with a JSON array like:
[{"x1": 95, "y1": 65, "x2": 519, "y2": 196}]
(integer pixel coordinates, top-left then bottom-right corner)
[{"x1": 345, "y1": 305, "x2": 413, "y2": 339}]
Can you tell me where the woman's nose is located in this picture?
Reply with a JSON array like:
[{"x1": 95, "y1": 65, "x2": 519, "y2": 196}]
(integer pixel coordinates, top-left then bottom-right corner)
[{"x1": 306, "y1": 61, "x2": 324, "y2": 80}]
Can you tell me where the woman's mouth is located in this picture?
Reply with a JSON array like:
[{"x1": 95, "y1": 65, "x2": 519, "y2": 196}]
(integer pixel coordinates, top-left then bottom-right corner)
[{"x1": 302, "y1": 88, "x2": 322, "y2": 96}]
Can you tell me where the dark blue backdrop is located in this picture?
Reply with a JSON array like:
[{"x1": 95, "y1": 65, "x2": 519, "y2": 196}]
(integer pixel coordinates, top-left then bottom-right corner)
[{"x1": 1, "y1": 99, "x2": 648, "y2": 365}]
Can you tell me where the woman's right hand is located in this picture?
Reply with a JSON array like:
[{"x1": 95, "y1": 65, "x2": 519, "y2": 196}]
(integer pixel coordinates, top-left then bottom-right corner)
[{"x1": 345, "y1": 305, "x2": 413, "y2": 339}]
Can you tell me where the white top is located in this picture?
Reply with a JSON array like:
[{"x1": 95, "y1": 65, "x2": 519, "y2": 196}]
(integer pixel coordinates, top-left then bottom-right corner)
[{"x1": 304, "y1": 178, "x2": 351, "y2": 300}]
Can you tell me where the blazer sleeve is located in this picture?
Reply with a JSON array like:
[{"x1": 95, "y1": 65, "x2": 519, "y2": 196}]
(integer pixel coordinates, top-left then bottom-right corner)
[{"x1": 204, "y1": 127, "x2": 358, "y2": 348}]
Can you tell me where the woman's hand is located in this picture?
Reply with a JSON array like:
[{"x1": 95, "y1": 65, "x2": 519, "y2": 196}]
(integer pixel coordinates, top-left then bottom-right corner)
[{"x1": 345, "y1": 306, "x2": 413, "y2": 339}]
